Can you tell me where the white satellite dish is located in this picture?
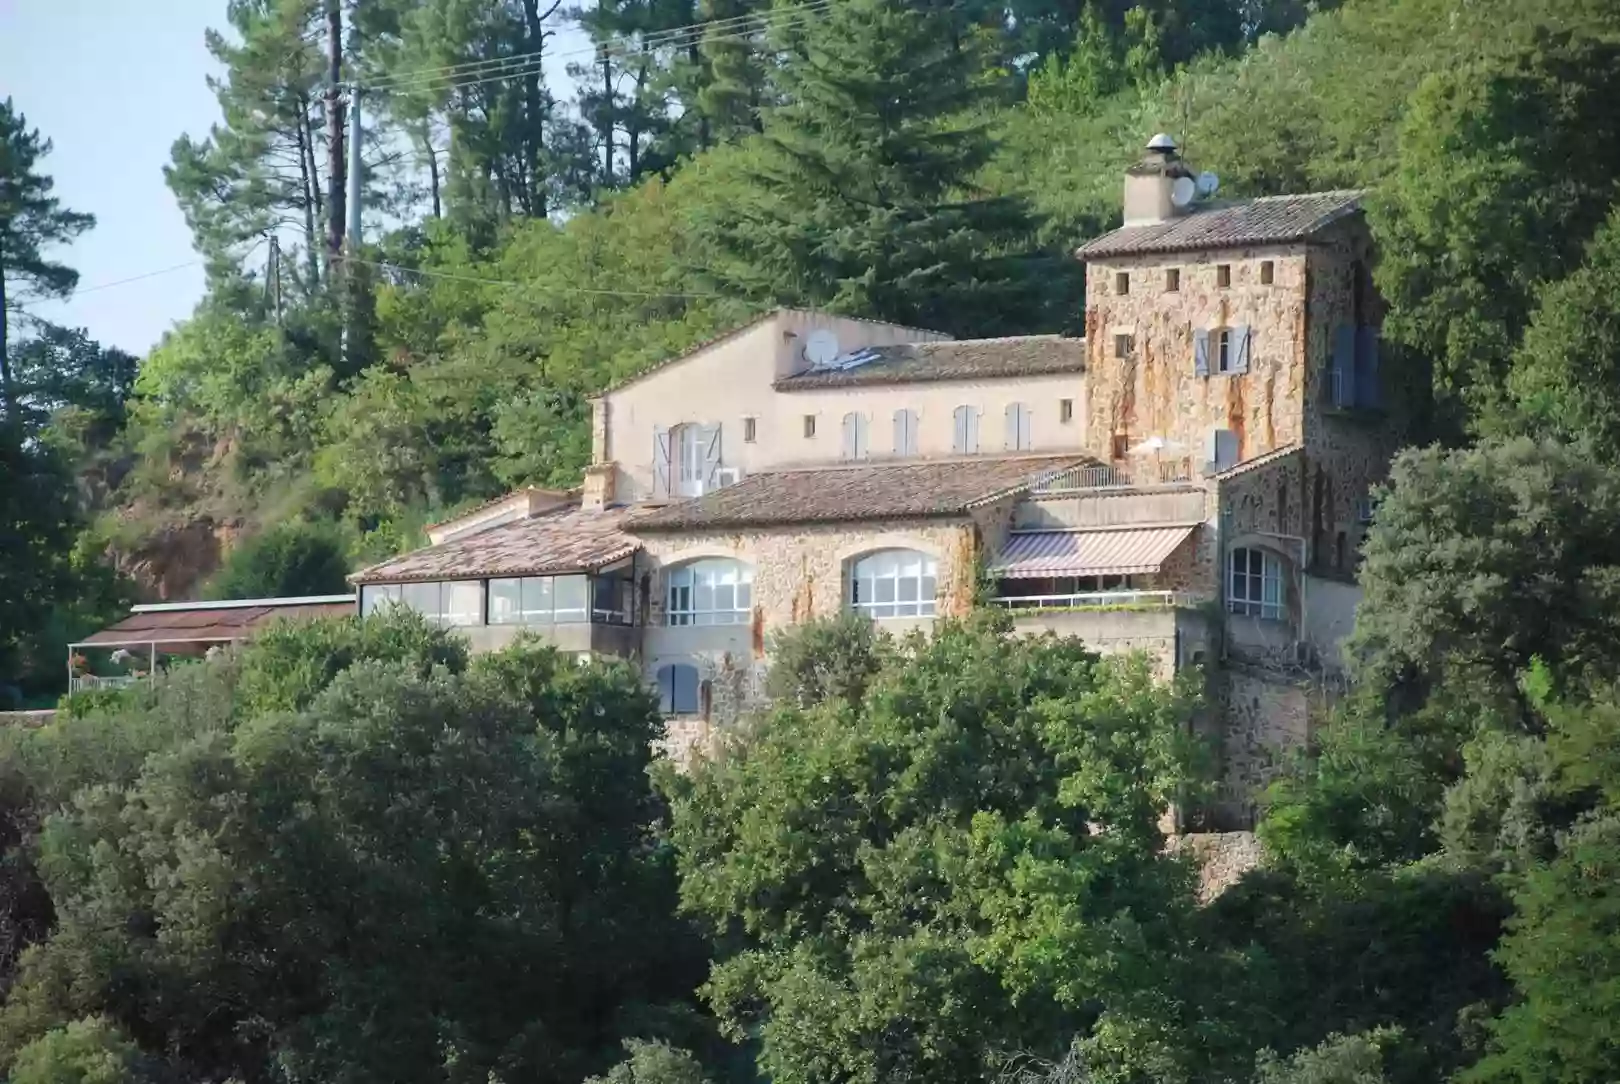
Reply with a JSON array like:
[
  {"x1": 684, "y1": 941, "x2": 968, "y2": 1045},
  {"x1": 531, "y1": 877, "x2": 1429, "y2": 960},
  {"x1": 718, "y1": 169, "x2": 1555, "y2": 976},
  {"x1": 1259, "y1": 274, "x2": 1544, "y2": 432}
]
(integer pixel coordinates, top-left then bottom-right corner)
[
  {"x1": 804, "y1": 329, "x2": 841, "y2": 367},
  {"x1": 1170, "y1": 176, "x2": 1197, "y2": 208},
  {"x1": 1196, "y1": 170, "x2": 1220, "y2": 197}
]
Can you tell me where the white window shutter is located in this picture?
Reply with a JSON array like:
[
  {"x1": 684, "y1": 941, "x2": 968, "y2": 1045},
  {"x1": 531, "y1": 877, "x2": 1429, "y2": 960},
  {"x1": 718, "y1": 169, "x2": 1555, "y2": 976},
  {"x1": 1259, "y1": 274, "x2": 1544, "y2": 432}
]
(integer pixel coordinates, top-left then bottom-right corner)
[
  {"x1": 1004, "y1": 403, "x2": 1020, "y2": 451},
  {"x1": 700, "y1": 424, "x2": 722, "y2": 486},
  {"x1": 1194, "y1": 329, "x2": 1210, "y2": 377},
  {"x1": 1019, "y1": 404, "x2": 1032, "y2": 450},
  {"x1": 1233, "y1": 326, "x2": 1252, "y2": 373},
  {"x1": 653, "y1": 426, "x2": 672, "y2": 497}
]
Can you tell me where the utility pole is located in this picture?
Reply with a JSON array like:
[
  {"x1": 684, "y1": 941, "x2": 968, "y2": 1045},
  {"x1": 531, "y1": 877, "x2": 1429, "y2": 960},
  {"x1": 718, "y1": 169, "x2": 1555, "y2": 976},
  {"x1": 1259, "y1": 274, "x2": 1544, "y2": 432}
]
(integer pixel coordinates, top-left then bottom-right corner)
[
  {"x1": 324, "y1": 0, "x2": 347, "y2": 275},
  {"x1": 347, "y1": 83, "x2": 362, "y2": 253}
]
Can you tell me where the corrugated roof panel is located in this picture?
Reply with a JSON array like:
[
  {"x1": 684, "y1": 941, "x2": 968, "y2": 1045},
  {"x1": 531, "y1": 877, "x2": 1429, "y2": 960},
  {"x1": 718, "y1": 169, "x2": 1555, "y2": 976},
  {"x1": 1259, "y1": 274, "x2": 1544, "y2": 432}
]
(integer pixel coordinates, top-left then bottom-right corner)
[{"x1": 990, "y1": 525, "x2": 1199, "y2": 579}]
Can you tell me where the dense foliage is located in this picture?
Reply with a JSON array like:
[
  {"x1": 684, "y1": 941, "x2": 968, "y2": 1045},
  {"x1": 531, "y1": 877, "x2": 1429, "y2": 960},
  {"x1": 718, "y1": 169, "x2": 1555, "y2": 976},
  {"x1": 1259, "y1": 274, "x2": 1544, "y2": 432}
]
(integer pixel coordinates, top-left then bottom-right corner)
[{"x1": 7, "y1": 0, "x2": 1620, "y2": 1081}]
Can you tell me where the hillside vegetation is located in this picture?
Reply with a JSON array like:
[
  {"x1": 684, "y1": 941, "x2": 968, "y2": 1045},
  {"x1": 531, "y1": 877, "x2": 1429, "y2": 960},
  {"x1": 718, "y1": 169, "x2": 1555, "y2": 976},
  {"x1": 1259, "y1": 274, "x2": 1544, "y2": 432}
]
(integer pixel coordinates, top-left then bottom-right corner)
[
  {"x1": 7, "y1": 1, "x2": 1620, "y2": 1081},
  {"x1": 5, "y1": 0, "x2": 1603, "y2": 617}
]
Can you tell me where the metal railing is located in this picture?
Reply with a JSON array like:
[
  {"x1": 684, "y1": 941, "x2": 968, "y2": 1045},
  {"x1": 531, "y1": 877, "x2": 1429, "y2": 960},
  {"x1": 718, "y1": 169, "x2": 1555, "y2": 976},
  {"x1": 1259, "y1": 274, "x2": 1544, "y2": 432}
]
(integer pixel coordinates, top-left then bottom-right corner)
[
  {"x1": 991, "y1": 590, "x2": 1203, "y2": 611},
  {"x1": 68, "y1": 674, "x2": 140, "y2": 695},
  {"x1": 1033, "y1": 460, "x2": 1194, "y2": 493}
]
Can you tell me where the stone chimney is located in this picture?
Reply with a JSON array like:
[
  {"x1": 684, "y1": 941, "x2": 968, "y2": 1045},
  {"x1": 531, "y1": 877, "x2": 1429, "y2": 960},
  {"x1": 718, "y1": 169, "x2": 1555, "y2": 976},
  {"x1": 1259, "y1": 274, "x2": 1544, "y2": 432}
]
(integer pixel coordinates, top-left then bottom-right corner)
[
  {"x1": 1123, "y1": 133, "x2": 1196, "y2": 227},
  {"x1": 581, "y1": 463, "x2": 616, "y2": 512}
]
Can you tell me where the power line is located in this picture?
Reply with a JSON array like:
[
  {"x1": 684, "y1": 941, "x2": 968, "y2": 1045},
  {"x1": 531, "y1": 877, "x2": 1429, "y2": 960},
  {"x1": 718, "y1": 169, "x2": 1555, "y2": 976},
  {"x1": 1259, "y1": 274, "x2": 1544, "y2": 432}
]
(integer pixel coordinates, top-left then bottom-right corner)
[
  {"x1": 365, "y1": 0, "x2": 830, "y2": 92},
  {"x1": 366, "y1": 0, "x2": 833, "y2": 95},
  {"x1": 349, "y1": 256, "x2": 731, "y2": 300}
]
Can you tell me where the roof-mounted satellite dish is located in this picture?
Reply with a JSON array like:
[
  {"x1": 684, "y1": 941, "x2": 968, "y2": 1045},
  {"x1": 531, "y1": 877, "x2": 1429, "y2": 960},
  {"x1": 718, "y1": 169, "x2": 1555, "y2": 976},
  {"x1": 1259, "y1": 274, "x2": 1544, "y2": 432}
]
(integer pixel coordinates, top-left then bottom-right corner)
[
  {"x1": 804, "y1": 328, "x2": 841, "y2": 367},
  {"x1": 1196, "y1": 170, "x2": 1220, "y2": 197},
  {"x1": 1146, "y1": 132, "x2": 1177, "y2": 153},
  {"x1": 1170, "y1": 175, "x2": 1197, "y2": 208}
]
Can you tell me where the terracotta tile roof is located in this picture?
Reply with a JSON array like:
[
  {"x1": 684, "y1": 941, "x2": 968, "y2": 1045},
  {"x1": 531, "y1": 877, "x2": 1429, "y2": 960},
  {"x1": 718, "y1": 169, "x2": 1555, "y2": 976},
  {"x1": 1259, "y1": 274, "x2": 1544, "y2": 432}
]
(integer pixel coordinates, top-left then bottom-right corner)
[
  {"x1": 773, "y1": 336, "x2": 1086, "y2": 390},
  {"x1": 350, "y1": 504, "x2": 640, "y2": 584},
  {"x1": 1212, "y1": 443, "x2": 1303, "y2": 481},
  {"x1": 627, "y1": 454, "x2": 1091, "y2": 531},
  {"x1": 992, "y1": 525, "x2": 1199, "y2": 578},
  {"x1": 78, "y1": 601, "x2": 356, "y2": 647},
  {"x1": 1075, "y1": 190, "x2": 1365, "y2": 260}
]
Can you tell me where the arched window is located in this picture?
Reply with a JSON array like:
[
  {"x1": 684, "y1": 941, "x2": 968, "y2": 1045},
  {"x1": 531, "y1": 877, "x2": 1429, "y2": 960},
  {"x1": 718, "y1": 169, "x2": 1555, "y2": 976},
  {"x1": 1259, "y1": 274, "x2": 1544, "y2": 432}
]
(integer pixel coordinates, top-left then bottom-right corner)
[
  {"x1": 850, "y1": 549, "x2": 938, "y2": 618},
  {"x1": 952, "y1": 405, "x2": 980, "y2": 454},
  {"x1": 893, "y1": 409, "x2": 919, "y2": 456},
  {"x1": 657, "y1": 663, "x2": 701, "y2": 714},
  {"x1": 1004, "y1": 402, "x2": 1032, "y2": 451},
  {"x1": 666, "y1": 558, "x2": 755, "y2": 626},
  {"x1": 1228, "y1": 547, "x2": 1283, "y2": 620},
  {"x1": 841, "y1": 412, "x2": 869, "y2": 461}
]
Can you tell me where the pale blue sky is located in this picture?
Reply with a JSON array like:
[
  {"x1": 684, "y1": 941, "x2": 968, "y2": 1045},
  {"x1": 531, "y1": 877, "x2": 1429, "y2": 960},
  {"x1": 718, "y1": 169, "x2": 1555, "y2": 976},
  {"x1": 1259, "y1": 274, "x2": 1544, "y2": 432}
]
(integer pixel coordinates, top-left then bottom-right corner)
[{"x1": 2, "y1": 0, "x2": 225, "y2": 354}]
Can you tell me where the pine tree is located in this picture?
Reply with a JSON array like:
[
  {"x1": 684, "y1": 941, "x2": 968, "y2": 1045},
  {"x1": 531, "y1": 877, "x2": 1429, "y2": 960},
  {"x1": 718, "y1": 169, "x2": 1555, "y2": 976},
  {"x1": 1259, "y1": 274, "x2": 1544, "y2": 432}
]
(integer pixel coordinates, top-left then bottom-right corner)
[
  {"x1": 695, "y1": 0, "x2": 1050, "y2": 337},
  {"x1": 0, "y1": 98, "x2": 94, "y2": 431}
]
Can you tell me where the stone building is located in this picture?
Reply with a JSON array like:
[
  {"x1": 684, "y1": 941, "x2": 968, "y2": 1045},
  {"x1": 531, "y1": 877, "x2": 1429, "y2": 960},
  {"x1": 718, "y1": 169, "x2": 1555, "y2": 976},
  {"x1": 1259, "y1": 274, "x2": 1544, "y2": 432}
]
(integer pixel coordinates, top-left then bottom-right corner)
[{"x1": 347, "y1": 135, "x2": 1402, "y2": 825}]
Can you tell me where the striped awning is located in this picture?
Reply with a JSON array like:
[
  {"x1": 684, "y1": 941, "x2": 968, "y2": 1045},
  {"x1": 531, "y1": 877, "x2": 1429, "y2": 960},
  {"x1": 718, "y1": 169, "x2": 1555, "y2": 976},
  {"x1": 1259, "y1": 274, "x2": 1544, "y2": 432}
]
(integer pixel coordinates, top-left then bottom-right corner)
[{"x1": 990, "y1": 525, "x2": 1199, "y2": 580}]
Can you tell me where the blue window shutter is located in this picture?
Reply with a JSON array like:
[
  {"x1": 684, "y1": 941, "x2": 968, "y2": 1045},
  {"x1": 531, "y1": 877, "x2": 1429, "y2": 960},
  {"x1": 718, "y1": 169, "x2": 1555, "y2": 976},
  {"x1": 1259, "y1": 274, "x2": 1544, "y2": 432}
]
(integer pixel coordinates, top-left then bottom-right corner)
[
  {"x1": 1332, "y1": 325, "x2": 1356, "y2": 407},
  {"x1": 653, "y1": 426, "x2": 672, "y2": 496},
  {"x1": 1233, "y1": 325, "x2": 1252, "y2": 373},
  {"x1": 1356, "y1": 327, "x2": 1380, "y2": 408},
  {"x1": 1194, "y1": 329, "x2": 1210, "y2": 377}
]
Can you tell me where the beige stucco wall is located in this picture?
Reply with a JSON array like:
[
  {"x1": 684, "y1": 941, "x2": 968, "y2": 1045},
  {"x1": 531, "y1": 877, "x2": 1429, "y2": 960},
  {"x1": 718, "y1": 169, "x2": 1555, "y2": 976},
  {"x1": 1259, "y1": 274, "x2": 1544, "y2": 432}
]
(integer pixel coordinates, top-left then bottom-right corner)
[
  {"x1": 1010, "y1": 606, "x2": 1212, "y2": 683},
  {"x1": 597, "y1": 311, "x2": 952, "y2": 502},
  {"x1": 776, "y1": 373, "x2": 1086, "y2": 462},
  {"x1": 1083, "y1": 243, "x2": 1310, "y2": 469}
]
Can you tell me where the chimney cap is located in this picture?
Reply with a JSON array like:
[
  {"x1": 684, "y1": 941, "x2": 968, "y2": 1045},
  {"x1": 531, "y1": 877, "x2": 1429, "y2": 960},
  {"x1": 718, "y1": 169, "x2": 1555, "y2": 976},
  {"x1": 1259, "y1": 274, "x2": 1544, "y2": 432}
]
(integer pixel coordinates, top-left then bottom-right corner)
[{"x1": 1146, "y1": 133, "x2": 1177, "y2": 153}]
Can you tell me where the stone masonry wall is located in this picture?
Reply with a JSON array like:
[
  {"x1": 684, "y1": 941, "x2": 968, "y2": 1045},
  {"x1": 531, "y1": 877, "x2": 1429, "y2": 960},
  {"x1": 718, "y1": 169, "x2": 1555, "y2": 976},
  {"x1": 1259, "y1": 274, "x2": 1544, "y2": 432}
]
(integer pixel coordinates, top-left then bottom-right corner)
[
  {"x1": 1300, "y1": 222, "x2": 1405, "y2": 581},
  {"x1": 1216, "y1": 667, "x2": 1313, "y2": 827},
  {"x1": 1083, "y1": 243, "x2": 1310, "y2": 469}
]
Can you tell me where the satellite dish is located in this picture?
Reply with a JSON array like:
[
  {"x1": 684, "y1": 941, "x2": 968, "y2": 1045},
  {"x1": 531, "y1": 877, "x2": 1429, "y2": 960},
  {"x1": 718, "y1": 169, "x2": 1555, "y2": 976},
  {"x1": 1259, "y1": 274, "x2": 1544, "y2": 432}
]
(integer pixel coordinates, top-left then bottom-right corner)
[
  {"x1": 1196, "y1": 170, "x2": 1220, "y2": 197},
  {"x1": 804, "y1": 329, "x2": 841, "y2": 367},
  {"x1": 1170, "y1": 176, "x2": 1197, "y2": 208}
]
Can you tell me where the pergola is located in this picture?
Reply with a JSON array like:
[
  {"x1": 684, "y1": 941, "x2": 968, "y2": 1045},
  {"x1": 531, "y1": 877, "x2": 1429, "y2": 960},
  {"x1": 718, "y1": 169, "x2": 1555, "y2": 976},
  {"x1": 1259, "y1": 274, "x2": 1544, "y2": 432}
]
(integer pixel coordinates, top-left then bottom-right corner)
[{"x1": 68, "y1": 595, "x2": 356, "y2": 693}]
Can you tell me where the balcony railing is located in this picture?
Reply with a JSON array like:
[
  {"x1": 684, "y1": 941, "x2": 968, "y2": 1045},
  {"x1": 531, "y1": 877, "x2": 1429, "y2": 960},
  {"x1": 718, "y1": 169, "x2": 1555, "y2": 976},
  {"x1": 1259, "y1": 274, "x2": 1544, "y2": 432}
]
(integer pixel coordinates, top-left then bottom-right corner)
[
  {"x1": 68, "y1": 674, "x2": 140, "y2": 695},
  {"x1": 1033, "y1": 460, "x2": 1194, "y2": 493},
  {"x1": 992, "y1": 590, "x2": 1203, "y2": 611}
]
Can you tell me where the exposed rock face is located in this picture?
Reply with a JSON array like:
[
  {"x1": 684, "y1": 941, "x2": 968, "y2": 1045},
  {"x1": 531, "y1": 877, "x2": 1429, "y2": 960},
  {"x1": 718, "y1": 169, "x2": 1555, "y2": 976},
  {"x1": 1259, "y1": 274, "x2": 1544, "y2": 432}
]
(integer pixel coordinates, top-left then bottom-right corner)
[{"x1": 113, "y1": 517, "x2": 241, "y2": 600}]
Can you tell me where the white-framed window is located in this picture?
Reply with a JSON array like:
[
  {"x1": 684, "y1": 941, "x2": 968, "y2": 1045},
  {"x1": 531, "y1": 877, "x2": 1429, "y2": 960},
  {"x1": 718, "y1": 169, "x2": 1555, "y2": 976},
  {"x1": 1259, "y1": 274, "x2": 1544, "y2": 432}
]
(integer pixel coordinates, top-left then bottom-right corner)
[
  {"x1": 841, "y1": 412, "x2": 869, "y2": 461},
  {"x1": 488, "y1": 574, "x2": 589, "y2": 624},
  {"x1": 387, "y1": 580, "x2": 485, "y2": 626},
  {"x1": 850, "y1": 549, "x2": 938, "y2": 619},
  {"x1": 360, "y1": 583, "x2": 401, "y2": 615},
  {"x1": 894, "y1": 408, "x2": 919, "y2": 456},
  {"x1": 952, "y1": 405, "x2": 980, "y2": 454},
  {"x1": 1004, "y1": 402, "x2": 1033, "y2": 451},
  {"x1": 657, "y1": 663, "x2": 701, "y2": 715},
  {"x1": 1215, "y1": 328, "x2": 1233, "y2": 373},
  {"x1": 676, "y1": 424, "x2": 704, "y2": 497},
  {"x1": 666, "y1": 559, "x2": 754, "y2": 626},
  {"x1": 1228, "y1": 547, "x2": 1283, "y2": 620}
]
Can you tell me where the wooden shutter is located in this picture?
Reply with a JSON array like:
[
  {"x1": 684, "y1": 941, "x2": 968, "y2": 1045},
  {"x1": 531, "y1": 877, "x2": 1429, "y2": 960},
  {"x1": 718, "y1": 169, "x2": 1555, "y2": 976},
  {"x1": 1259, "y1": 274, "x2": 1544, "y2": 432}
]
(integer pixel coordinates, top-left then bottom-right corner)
[
  {"x1": 653, "y1": 426, "x2": 672, "y2": 497},
  {"x1": 1333, "y1": 325, "x2": 1356, "y2": 407},
  {"x1": 1194, "y1": 329, "x2": 1210, "y2": 377},
  {"x1": 1004, "y1": 403, "x2": 1020, "y2": 451},
  {"x1": 1356, "y1": 327, "x2": 1380, "y2": 408},
  {"x1": 894, "y1": 409, "x2": 917, "y2": 456},
  {"x1": 701, "y1": 424, "x2": 722, "y2": 485},
  {"x1": 1019, "y1": 404, "x2": 1032, "y2": 450},
  {"x1": 1232, "y1": 325, "x2": 1252, "y2": 373},
  {"x1": 842, "y1": 413, "x2": 862, "y2": 460}
]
